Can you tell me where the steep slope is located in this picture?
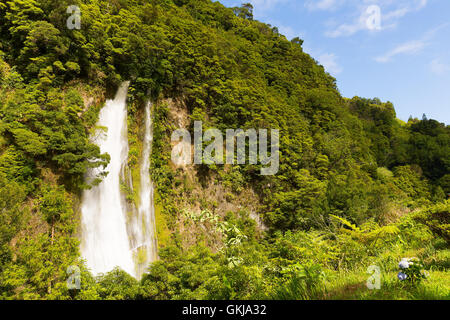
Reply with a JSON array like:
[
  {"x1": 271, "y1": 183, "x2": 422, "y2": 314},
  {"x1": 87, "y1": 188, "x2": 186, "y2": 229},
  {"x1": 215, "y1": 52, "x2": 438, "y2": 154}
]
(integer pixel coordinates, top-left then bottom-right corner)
[{"x1": 0, "y1": 0, "x2": 448, "y2": 299}]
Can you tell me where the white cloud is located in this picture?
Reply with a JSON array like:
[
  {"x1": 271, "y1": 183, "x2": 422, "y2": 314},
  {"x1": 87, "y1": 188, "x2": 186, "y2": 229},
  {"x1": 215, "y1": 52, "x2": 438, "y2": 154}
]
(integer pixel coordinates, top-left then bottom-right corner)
[
  {"x1": 302, "y1": 43, "x2": 343, "y2": 76},
  {"x1": 306, "y1": 0, "x2": 339, "y2": 11},
  {"x1": 374, "y1": 23, "x2": 449, "y2": 63},
  {"x1": 382, "y1": 0, "x2": 427, "y2": 24},
  {"x1": 375, "y1": 40, "x2": 427, "y2": 63},
  {"x1": 325, "y1": 11, "x2": 368, "y2": 37},
  {"x1": 430, "y1": 59, "x2": 450, "y2": 75},
  {"x1": 277, "y1": 25, "x2": 296, "y2": 40},
  {"x1": 417, "y1": 0, "x2": 428, "y2": 10},
  {"x1": 263, "y1": 17, "x2": 305, "y2": 40},
  {"x1": 323, "y1": 0, "x2": 429, "y2": 38},
  {"x1": 317, "y1": 53, "x2": 343, "y2": 75}
]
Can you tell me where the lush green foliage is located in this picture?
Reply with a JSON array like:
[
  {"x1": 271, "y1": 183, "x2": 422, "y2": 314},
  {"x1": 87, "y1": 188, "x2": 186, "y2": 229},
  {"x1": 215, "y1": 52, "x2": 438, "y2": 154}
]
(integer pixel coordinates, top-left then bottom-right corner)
[{"x1": 0, "y1": 0, "x2": 448, "y2": 300}]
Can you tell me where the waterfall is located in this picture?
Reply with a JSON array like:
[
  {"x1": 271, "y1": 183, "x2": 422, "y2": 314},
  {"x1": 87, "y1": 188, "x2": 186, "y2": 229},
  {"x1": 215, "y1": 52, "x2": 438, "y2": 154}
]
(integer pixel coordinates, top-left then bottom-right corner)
[
  {"x1": 81, "y1": 82, "x2": 135, "y2": 277},
  {"x1": 132, "y1": 101, "x2": 158, "y2": 278},
  {"x1": 80, "y1": 83, "x2": 157, "y2": 279}
]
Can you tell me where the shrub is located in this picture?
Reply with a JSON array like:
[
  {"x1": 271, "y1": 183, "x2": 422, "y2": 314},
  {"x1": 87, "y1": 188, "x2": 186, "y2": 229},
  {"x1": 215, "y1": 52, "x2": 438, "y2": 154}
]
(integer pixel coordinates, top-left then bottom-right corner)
[{"x1": 397, "y1": 258, "x2": 428, "y2": 285}]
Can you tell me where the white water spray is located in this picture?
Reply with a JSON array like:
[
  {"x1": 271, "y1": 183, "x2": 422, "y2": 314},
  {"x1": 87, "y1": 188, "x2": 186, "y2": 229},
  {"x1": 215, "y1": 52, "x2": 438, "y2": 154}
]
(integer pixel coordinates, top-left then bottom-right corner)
[
  {"x1": 81, "y1": 82, "x2": 157, "y2": 279},
  {"x1": 132, "y1": 101, "x2": 158, "y2": 278},
  {"x1": 81, "y1": 82, "x2": 135, "y2": 277}
]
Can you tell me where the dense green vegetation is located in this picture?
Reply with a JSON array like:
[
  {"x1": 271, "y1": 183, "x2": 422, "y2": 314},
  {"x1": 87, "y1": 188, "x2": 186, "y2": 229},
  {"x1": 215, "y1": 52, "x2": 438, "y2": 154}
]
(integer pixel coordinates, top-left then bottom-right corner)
[{"x1": 0, "y1": 0, "x2": 448, "y2": 299}]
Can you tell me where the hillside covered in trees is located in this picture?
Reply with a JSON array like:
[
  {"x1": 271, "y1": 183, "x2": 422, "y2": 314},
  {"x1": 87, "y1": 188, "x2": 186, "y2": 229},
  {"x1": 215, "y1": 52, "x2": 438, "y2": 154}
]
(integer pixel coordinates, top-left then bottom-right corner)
[{"x1": 0, "y1": 0, "x2": 448, "y2": 300}]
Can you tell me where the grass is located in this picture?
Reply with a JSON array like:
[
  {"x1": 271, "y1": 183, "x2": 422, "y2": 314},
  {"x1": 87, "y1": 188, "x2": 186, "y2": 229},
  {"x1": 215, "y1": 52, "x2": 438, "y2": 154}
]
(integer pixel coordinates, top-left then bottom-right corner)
[
  {"x1": 319, "y1": 248, "x2": 450, "y2": 300},
  {"x1": 354, "y1": 271, "x2": 448, "y2": 300}
]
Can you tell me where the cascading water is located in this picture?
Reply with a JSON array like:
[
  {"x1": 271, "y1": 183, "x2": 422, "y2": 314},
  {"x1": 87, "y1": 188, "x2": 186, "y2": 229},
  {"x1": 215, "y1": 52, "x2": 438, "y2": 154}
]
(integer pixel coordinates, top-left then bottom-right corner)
[
  {"x1": 131, "y1": 101, "x2": 158, "y2": 278},
  {"x1": 81, "y1": 83, "x2": 157, "y2": 279},
  {"x1": 81, "y1": 82, "x2": 135, "y2": 277}
]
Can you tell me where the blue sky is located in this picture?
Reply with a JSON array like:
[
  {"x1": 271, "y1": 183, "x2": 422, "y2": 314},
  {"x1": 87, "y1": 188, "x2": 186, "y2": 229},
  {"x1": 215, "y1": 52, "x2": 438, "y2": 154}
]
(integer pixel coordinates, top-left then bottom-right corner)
[{"x1": 220, "y1": 0, "x2": 450, "y2": 124}]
